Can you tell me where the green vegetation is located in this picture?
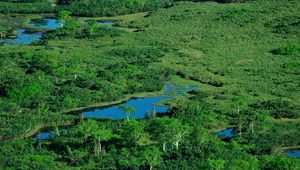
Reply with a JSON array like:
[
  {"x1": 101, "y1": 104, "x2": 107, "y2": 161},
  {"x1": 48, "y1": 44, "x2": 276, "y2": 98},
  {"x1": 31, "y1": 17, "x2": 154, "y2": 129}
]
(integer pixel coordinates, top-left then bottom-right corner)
[
  {"x1": 0, "y1": 0, "x2": 300, "y2": 169},
  {"x1": 0, "y1": 0, "x2": 257, "y2": 17},
  {"x1": 272, "y1": 45, "x2": 300, "y2": 55}
]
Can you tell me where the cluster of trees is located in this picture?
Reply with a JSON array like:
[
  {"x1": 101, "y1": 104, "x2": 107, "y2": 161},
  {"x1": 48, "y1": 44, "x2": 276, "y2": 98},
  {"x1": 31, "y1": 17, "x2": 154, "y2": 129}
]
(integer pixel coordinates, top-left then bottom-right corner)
[
  {"x1": 272, "y1": 45, "x2": 300, "y2": 56},
  {"x1": 0, "y1": 0, "x2": 255, "y2": 16},
  {"x1": 1, "y1": 117, "x2": 299, "y2": 169},
  {"x1": 56, "y1": 0, "x2": 174, "y2": 17},
  {"x1": 0, "y1": 1, "x2": 54, "y2": 14}
]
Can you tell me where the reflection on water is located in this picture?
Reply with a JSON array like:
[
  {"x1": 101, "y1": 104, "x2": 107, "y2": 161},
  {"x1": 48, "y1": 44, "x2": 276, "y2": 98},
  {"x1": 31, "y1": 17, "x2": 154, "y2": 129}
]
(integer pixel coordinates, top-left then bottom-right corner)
[
  {"x1": 83, "y1": 96, "x2": 171, "y2": 119},
  {"x1": 0, "y1": 29, "x2": 42, "y2": 46},
  {"x1": 28, "y1": 18, "x2": 60, "y2": 29},
  {"x1": 34, "y1": 128, "x2": 68, "y2": 140}
]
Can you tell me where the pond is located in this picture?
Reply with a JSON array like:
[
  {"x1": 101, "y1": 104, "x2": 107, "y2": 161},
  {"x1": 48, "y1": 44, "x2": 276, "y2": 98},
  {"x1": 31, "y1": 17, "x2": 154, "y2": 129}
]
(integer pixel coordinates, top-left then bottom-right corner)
[
  {"x1": 28, "y1": 18, "x2": 60, "y2": 29},
  {"x1": 286, "y1": 150, "x2": 300, "y2": 158},
  {"x1": 0, "y1": 29, "x2": 42, "y2": 46},
  {"x1": 83, "y1": 83, "x2": 196, "y2": 119},
  {"x1": 1, "y1": 18, "x2": 115, "y2": 46},
  {"x1": 215, "y1": 128, "x2": 235, "y2": 138},
  {"x1": 33, "y1": 83, "x2": 197, "y2": 140},
  {"x1": 35, "y1": 127, "x2": 68, "y2": 140}
]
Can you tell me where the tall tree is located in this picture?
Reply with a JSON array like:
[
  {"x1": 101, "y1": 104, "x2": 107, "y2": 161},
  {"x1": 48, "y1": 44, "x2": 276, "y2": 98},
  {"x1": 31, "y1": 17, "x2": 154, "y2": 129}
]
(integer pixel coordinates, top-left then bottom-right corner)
[
  {"x1": 140, "y1": 146, "x2": 162, "y2": 170},
  {"x1": 118, "y1": 105, "x2": 136, "y2": 122},
  {"x1": 56, "y1": 10, "x2": 71, "y2": 28},
  {"x1": 149, "y1": 117, "x2": 190, "y2": 151}
]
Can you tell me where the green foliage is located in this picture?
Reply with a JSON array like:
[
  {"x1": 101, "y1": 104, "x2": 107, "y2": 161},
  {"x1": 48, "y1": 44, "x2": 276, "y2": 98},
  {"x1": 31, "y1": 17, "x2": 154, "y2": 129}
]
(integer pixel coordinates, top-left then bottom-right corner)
[
  {"x1": 272, "y1": 45, "x2": 300, "y2": 55},
  {"x1": 64, "y1": 20, "x2": 81, "y2": 30},
  {"x1": 260, "y1": 155, "x2": 300, "y2": 170},
  {"x1": 118, "y1": 105, "x2": 136, "y2": 121},
  {"x1": 56, "y1": 10, "x2": 72, "y2": 28},
  {"x1": 268, "y1": 16, "x2": 300, "y2": 35},
  {"x1": 0, "y1": 2, "x2": 54, "y2": 14}
]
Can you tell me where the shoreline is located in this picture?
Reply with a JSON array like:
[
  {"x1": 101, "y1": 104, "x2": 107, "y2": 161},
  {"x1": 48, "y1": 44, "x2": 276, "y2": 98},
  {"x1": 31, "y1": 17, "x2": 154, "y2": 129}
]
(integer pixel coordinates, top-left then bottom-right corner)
[
  {"x1": 0, "y1": 121, "x2": 75, "y2": 141},
  {"x1": 60, "y1": 88, "x2": 167, "y2": 115}
]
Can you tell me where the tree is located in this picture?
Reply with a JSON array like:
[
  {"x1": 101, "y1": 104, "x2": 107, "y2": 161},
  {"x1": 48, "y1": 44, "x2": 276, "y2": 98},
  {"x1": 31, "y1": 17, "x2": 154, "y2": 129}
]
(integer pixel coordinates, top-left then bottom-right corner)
[
  {"x1": 56, "y1": 10, "x2": 71, "y2": 28},
  {"x1": 121, "y1": 119, "x2": 145, "y2": 148},
  {"x1": 7, "y1": 83, "x2": 44, "y2": 108},
  {"x1": 118, "y1": 105, "x2": 136, "y2": 122},
  {"x1": 204, "y1": 159, "x2": 225, "y2": 170},
  {"x1": 118, "y1": 148, "x2": 141, "y2": 169},
  {"x1": 64, "y1": 20, "x2": 80, "y2": 30},
  {"x1": 149, "y1": 117, "x2": 190, "y2": 151},
  {"x1": 231, "y1": 96, "x2": 247, "y2": 135},
  {"x1": 75, "y1": 120, "x2": 116, "y2": 155},
  {"x1": 147, "y1": 104, "x2": 156, "y2": 118},
  {"x1": 140, "y1": 146, "x2": 162, "y2": 170},
  {"x1": 85, "y1": 20, "x2": 97, "y2": 35}
]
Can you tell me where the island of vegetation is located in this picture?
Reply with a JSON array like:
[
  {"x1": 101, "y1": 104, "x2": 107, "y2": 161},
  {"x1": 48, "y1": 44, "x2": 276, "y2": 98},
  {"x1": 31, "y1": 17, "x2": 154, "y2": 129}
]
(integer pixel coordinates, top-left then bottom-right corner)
[{"x1": 0, "y1": 0, "x2": 299, "y2": 169}]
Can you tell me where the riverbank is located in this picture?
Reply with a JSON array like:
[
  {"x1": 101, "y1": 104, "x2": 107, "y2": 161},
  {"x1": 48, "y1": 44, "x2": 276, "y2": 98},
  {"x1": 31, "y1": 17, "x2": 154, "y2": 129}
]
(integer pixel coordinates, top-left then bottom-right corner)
[
  {"x1": 275, "y1": 145, "x2": 300, "y2": 156},
  {"x1": 0, "y1": 120, "x2": 74, "y2": 141}
]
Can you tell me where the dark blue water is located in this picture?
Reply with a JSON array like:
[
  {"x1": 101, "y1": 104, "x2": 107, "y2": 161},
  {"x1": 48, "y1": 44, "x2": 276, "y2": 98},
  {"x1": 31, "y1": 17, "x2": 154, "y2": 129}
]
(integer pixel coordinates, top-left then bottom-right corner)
[
  {"x1": 28, "y1": 18, "x2": 60, "y2": 29},
  {"x1": 286, "y1": 150, "x2": 300, "y2": 158},
  {"x1": 0, "y1": 29, "x2": 42, "y2": 46},
  {"x1": 83, "y1": 96, "x2": 171, "y2": 119},
  {"x1": 215, "y1": 128, "x2": 234, "y2": 138}
]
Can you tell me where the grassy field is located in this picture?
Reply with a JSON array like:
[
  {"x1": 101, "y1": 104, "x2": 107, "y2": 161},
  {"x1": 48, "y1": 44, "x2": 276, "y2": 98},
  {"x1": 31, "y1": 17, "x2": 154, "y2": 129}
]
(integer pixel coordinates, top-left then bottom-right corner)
[{"x1": 125, "y1": 0, "x2": 300, "y2": 118}]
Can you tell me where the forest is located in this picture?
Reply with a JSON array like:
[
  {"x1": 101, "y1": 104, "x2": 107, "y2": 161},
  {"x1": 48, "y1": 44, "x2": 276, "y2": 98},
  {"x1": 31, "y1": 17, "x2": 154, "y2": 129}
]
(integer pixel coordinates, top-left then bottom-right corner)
[{"x1": 0, "y1": 0, "x2": 300, "y2": 169}]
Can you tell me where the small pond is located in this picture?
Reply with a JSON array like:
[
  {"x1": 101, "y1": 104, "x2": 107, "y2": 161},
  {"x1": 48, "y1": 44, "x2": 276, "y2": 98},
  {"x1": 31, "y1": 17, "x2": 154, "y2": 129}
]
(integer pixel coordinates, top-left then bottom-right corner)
[
  {"x1": 34, "y1": 127, "x2": 68, "y2": 140},
  {"x1": 215, "y1": 128, "x2": 234, "y2": 138},
  {"x1": 286, "y1": 150, "x2": 300, "y2": 158},
  {"x1": 0, "y1": 29, "x2": 42, "y2": 46}
]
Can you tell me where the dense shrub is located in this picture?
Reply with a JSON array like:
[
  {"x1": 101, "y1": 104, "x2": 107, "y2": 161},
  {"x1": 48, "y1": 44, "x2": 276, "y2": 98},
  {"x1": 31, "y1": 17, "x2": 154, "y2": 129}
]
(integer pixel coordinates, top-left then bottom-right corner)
[
  {"x1": 268, "y1": 16, "x2": 300, "y2": 35},
  {"x1": 272, "y1": 45, "x2": 300, "y2": 55}
]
